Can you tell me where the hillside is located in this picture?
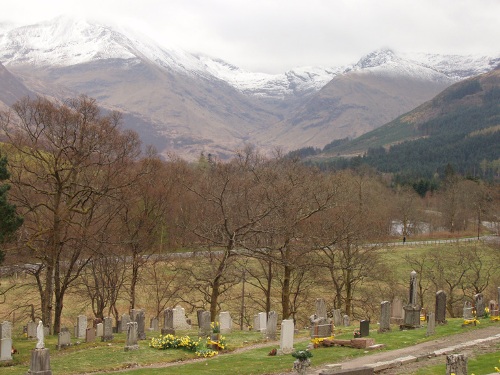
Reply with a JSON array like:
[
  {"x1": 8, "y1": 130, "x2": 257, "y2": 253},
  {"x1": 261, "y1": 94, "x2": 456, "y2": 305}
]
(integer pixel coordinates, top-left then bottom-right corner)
[{"x1": 311, "y1": 66, "x2": 500, "y2": 179}]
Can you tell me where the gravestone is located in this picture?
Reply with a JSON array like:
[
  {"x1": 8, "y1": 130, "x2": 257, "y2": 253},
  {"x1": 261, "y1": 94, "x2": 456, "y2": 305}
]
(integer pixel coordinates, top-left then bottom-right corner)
[
  {"x1": 124, "y1": 322, "x2": 139, "y2": 351},
  {"x1": 27, "y1": 321, "x2": 37, "y2": 339},
  {"x1": 162, "y1": 308, "x2": 175, "y2": 335},
  {"x1": 132, "y1": 310, "x2": 146, "y2": 340},
  {"x1": 279, "y1": 319, "x2": 294, "y2": 354},
  {"x1": 86, "y1": 327, "x2": 96, "y2": 343},
  {"x1": 254, "y1": 312, "x2": 267, "y2": 333},
  {"x1": 28, "y1": 348, "x2": 52, "y2": 375},
  {"x1": 343, "y1": 314, "x2": 350, "y2": 327},
  {"x1": 57, "y1": 331, "x2": 71, "y2": 350},
  {"x1": 463, "y1": 301, "x2": 473, "y2": 319},
  {"x1": 316, "y1": 298, "x2": 327, "y2": 318},
  {"x1": 219, "y1": 311, "x2": 232, "y2": 334},
  {"x1": 310, "y1": 317, "x2": 332, "y2": 338},
  {"x1": 360, "y1": 320, "x2": 370, "y2": 337},
  {"x1": 102, "y1": 317, "x2": 114, "y2": 342},
  {"x1": 172, "y1": 306, "x2": 191, "y2": 330},
  {"x1": 77, "y1": 315, "x2": 87, "y2": 339},
  {"x1": 435, "y1": 290, "x2": 447, "y2": 324},
  {"x1": 332, "y1": 309, "x2": 342, "y2": 327},
  {"x1": 0, "y1": 321, "x2": 12, "y2": 361},
  {"x1": 198, "y1": 311, "x2": 211, "y2": 337},
  {"x1": 378, "y1": 301, "x2": 391, "y2": 332},
  {"x1": 119, "y1": 314, "x2": 130, "y2": 333},
  {"x1": 96, "y1": 323, "x2": 103, "y2": 337},
  {"x1": 150, "y1": 317, "x2": 159, "y2": 332},
  {"x1": 266, "y1": 311, "x2": 278, "y2": 340},
  {"x1": 474, "y1": 293, "x2": 485, "y2": 317},
  {"x1": 402, "y1": 271, "x2": 421, "y2": 328},
  {"x1": 391, "y1": 296, "x2": 404, "y2": 320},
  {"x1": 489, "y1": 300, "x2": 499, "y2": 317},
  {"x1": 426, "y1": 312, "x2": 436, "y2": 336},
  {"x1": 446, "y1": 353, "x2": 467, "y2": 375}
]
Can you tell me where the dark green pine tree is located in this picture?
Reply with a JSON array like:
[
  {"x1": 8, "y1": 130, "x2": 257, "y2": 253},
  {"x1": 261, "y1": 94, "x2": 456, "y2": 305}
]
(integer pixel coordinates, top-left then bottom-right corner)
[{"x1": 0, "y1": 155, "x2": 23, "y2": 264}]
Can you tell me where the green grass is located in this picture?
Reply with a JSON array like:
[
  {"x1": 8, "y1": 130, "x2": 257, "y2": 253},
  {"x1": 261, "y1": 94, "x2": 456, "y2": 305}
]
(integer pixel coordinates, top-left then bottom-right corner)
[{"x1": 3, "y1": 318, "x2": 498, "y2": 375}]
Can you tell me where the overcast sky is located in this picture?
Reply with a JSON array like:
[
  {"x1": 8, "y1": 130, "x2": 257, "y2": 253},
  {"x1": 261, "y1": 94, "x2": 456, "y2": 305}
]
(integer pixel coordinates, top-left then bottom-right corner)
[{"x1": 2, "y1": 0, "x2": 500, "y2": 73}]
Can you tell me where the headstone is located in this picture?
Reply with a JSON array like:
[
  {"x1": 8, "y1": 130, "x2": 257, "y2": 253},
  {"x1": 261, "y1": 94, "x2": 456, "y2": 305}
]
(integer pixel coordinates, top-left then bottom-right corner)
[
  {"x1": 57, "y1": 331, "x2": 71, "y2": 350},
  {"x1": 150, "y1": 317, "x2": 159, "y2": 332},
  {"x1": 132, "y1": 309, "x2": 146, "y2": 340},
  {"x1": 310, "y1": 317, "x2": 332, "y2": 338},
  {"x1": 36, "y1": 321, "x2": 45, "y2": 349},
  {"x1": 102, "y1": 317, "x2": 114, "y2": 342},
  {"x1": 316, "y1": 298, "x2": 327, "y2": 319},
  {"x1": 198, "y1": 311, "x2": 211, "y2": 337},
  {"x1": 391, "y1": 296, "x2": 404, "y2": 322},
  {"x1": 219, "y1": 311, "x2": 232, "y2": 334},
  {"x1": 266, "y1": 311, "x2": 277, "y2": 340},
  {"x1": 435, "y1": 290, "x2": 447, "y2": 324},
  {"x1": 0, "y1": 321, "x2": 12, "y2": 361},
  {"x1": 279, "y1": 319, "x2": 294, "y2": 354},
  {"x1": 124, "y1": 322, "x2": 139, "y2": 351},
  {"x1": 172, "y1": 306, "x2": 191, "y2": 330},
  {"x1": 86, "y1": 327, "x2": 96, "y2": 343},
  {"x1": 27, "y1": 321, "x2": 37, "y2": 339},
  {"x1": 489, "y1": 300, "x2": 499, "y2": 317},
  {"x1": 378, "y1": 301, "x2": 391, "y2": 332},
  {"x1": 409, "y1": 270, "x2": 417, "y2": 305},
  {"x1": 463, "y1": 301, "x2": 473, "y2": 319},
  {"x1": 119, "y1": 314, "x2": 131, "y2": 333},
  {"x1": 360, "y1": 320, "x2": 369, "y2": 337},
  {"x1": 254, "y1": 312, "x2": 267, "y2": 333},
  {"x1": 446, "y1": 353, "x2": 467, "y2": 375},
  {"x1": 474, "y1": 293, "x2": 485, "y2": 317},
  {"x1": 28, "y1": 348, "x2": 52, "y2": 375},
  {"x1": 426, "y1": 312, "x2": 436, "y2": 336},
  {"x1": 332, "y1": 309, "x2": 342, "y2": 327},
  {"x1": 77, "y1": 315, "x2": 87, "y2": 339},
  {"x1": 96, "y1": 322, "x2": 103, "y2": 337},
  {"x1": 343, "y1": 314, "x2": 350, "y2": 327},
  {"x1": 162, "y1": 308, "x2": 175, "y2": 335},
  {"x1": 403, "y1": 305, "x2": 421, "y2": 328}
]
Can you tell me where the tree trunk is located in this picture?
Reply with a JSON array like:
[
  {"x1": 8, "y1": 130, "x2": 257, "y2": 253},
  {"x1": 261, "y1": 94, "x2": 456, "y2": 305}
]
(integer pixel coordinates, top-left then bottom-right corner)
[{"x1": 281, "y1": 264, "x2": 292, "y2": 319}]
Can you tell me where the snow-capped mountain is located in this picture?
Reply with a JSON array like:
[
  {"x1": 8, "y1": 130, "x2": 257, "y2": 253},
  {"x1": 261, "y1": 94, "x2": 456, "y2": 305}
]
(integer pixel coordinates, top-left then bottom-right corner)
[{"x1": 0, "y1": 16, "x2": 498, "y2": 159}]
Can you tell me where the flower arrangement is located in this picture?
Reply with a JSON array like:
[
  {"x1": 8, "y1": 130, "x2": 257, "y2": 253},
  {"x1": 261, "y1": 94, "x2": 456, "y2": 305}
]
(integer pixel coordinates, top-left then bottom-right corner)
[
  {"x1": 353, "y1": 330, "x2": 361, "y2": 338},
  {"x1": 150, "y1": 333, "x2": 227, "y2": 357},
  {"x1": 310, "y1": 336, "x2": 334, "y2": 347},
  {"x1": 291, "y1": 350, "x2": 313, "y2": 360},
  {"x1": 207, "y1": 334, "x2": 226, "y2": 351},
  {"x1": 463, "y1": 318, "x2": 480, "y2": 326},
  {"x1": 211, "y1": 321, "x2": 220, "y2": 333}
]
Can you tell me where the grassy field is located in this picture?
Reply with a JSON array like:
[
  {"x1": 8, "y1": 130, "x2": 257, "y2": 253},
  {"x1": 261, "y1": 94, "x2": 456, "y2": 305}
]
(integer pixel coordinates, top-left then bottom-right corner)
[{"x1": 1, "y1": 318, "x2": 499, "y2": 374}]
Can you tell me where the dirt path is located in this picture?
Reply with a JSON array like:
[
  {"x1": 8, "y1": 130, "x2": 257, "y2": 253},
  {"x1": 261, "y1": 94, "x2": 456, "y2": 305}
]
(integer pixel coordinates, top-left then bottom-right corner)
[{"x1": 277, "y1": 325, "x2": 500, "y2": 375}]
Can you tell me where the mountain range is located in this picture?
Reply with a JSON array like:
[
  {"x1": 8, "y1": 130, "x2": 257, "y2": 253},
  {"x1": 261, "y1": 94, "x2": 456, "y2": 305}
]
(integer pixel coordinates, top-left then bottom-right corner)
[{"x1": 0, "y1": 16, "x2": 499, "y2": 160}]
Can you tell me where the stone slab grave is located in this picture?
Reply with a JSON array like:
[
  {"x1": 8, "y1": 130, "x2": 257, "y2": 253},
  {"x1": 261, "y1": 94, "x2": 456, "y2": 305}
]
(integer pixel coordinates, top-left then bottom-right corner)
[
  {"x1": 124, "y1": 322, "x2": 139, "y2": 351},
  {"x1": 57, "y1": 331, "x2": 71, "y2": 350},
  {"x1": 172, "y1": 306, "x2": 191, "y2": 330},
  {"x1": 332, "y1": 309, "x2": 343, "y2": 327},
  {"x1": 198, "y1": 310, "x2": 211, "y2": 337},
  {"x1": 96, "y1": 322, "x2": 103, "y2": 337},
  {"x1": 119, "y1": 314, "x2": 131, "y2": 333},
  {"x1": 150, "y1": 317, "x2": 159, "y2": 332},
  {"x1": 76, "y1": 315, "x2": 87, "y2": 339},
  {"x1": 102, "y1": 317, "x2": 114, "y2": 342},
  {"x1": 0, "y1": 321, "x2": 12, "y2": 361},
  {"x1": 360, "y1": 320, "x2": 369, "y2": 337},
  {"x1": 463, "y1": 301, "x2": 473, "y2": 319},
  {"x1": 27, "y1": 321, "x2": 37, "y2": 339},
  {"x1": 320, "y1": 366, "x2": 374, "y2": 375},
  {"x1": 86, "y1": 327, "x2": 96, "y2": 343},
  {"x1": 378, "y1": 301, "x2": 391, "y2": 332},
  {"x1": 402, "y1": 270, "x2": 421, "y2": 329},
  {"x1": 266, "y1": 311, "x2": 278, "y2": 340},
  {"x1": 475, "y1": 293, "x2": 485, "y2": 318},
  {"x1": 28, "y1": 348, "x2": 53, "y2": 375},
  {"x1": 279, "y1": 319, "x2": 294, "y2": 354},
  {"x1": 162, "y1": 308, "x2": 175, "y2": 335},
  {"x1": 390, "y1": 296, "x2": 404, "y2": 325},
  {"x1": 131, "y1": 309, "x2": 146, "y2": 340},
  {"x1": 426, "y1": 312, "x2": 436, "y2": 336},
  {"x1": 446, "y1": 353, "x2": 467, "y2": 375},
  {"x1": 435, "y1": 290, "x2": 447, "y2": 324},
  {"x1": 219, "y1": 311, "x2": 232, "y2": 334},
  {"x1": 253, "y1": 312, "x2": 267, "y2": 333}
]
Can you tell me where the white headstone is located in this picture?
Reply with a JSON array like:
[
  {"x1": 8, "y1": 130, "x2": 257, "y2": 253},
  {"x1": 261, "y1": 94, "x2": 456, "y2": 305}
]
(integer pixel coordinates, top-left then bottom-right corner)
[
  {"x1": 279, "y1": 319, "x2": 294, "y2": 354},
  {"x1": 0, "y1": 321, "x2": 12, "y2": 361},
  {"x1": 77, "y1": 315, "x2": 87, "y2": 339},
  {"x1": 173, "y1": 306, "x2": 191, "y2": 330},
  {"x1": 36, "y1": 321, "x2": 45, "y2": 349},
  {"x1": 219, "y1": 312, "x2": 232, "y2": 334},
  {"x1": 258, "y1": 312, "x2": 267, "y2": 333},
  {"x1": 96, "y1": 323, "x2": 103, "y2": 337}
]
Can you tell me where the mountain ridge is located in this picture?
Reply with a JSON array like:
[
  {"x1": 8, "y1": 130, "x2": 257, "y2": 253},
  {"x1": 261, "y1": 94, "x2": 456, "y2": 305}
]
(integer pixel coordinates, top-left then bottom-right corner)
[{"x1": 0, "y1": 16, "x2": 499, "y2": 160}]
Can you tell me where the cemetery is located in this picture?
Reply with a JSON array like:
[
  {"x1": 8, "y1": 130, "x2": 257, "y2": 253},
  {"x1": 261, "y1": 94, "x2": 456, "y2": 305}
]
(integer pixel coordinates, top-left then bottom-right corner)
[{"x1": 0, "y1": 241, "x2": 499, "y2": 374}]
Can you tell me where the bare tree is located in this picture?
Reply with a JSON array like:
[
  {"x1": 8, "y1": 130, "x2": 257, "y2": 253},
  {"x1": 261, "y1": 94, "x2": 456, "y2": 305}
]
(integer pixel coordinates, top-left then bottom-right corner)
[{"x1": 1, "y1": 95, "x2": 141, "y2": 333}]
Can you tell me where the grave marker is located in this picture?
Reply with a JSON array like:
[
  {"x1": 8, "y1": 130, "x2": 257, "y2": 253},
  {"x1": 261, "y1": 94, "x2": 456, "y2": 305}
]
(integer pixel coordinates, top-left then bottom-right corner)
[
  {"x1": 378, "y1": 301, "x2": 391, "y2": 332},
  {"x1": 125, "y1": 322, "x2": 139, "y2": 351},
  {"x1": 172, "y1": 306, "x2": 191, "y2": 330},
  {"x1": 435, "y1": 290, "x2": 447, "y2": 324},
  {"x1": 162, "y1": 308, "x2": 175, "y2": 335},
  {"x1": 219, "y1": 311, "x2": 232, "y2": 334},
  {"x1": 0, "y1": 321, "x2": 12, "y2": 361},
  {"x1": 266, "y1": 311, "x2": 277, "y2": 340},
  {"x1": 279, "y1": 319, "x2": 294, "y2": 354},
  {"x1": 360, "y1": 320, "x2": 369, "y2": 337}
]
